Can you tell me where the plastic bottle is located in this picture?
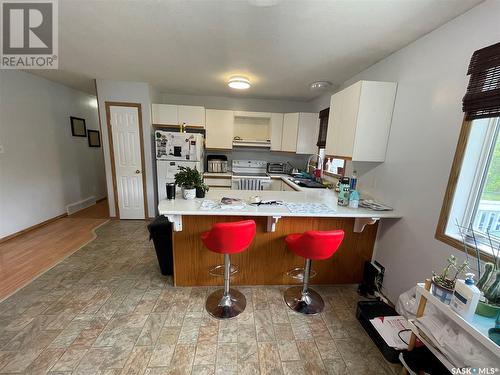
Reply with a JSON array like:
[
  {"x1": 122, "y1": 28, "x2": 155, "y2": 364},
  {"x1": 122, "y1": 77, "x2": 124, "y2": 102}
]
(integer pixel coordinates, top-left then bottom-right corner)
[
  {"x1": 349, "y1": 190, "x2": 360, "y2": 209},
  {"x1": 325, "y1": 158, "x2": 332, "y2": 172},
  {"x1": 450, "y1": 273, "x2": 481, "y2": 321},
  {"x1": 350, "y1": 170, "x2": 358, "y2": 190}
]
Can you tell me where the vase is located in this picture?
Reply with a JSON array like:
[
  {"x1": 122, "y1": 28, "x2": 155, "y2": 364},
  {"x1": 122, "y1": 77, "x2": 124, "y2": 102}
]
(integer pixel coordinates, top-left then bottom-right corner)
[
  {"x1": 182, "y1": 187, "x2": 196, "y2": 200},
  {"x1": 196, "y1": 187, "x2": 206, "y2": 198}
]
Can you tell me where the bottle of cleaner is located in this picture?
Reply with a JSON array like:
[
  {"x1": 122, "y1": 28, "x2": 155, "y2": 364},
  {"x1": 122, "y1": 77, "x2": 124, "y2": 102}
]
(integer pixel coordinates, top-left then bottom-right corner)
[
  {"x1": 350, "y1": 170, "x2": 358, "y2": 190},
  {"x1": 325, "y1": 158, "x2": 332, "y2": 172},
  {"x1": 450, "y1": 273, "x2": 481, "y2": 321}
]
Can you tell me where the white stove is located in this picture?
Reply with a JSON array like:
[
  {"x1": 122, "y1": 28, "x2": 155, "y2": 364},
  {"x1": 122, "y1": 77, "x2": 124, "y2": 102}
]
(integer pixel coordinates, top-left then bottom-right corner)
[{"x1": 231, "y1": 160, "x2": 271, "y2": 190}]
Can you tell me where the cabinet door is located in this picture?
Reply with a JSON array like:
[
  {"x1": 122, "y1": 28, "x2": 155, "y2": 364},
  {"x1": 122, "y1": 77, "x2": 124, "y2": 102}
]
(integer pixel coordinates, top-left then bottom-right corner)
[
  {"x1": 281, "y1": 181, "x2": 296, "y2": 191},
  {"x1": 178, "y1": 105, "x2": 205, "y2": 127},
  {"x1": 205, "y1": 109, "x2": 234, "y2": 150},
  {"x1": 325, "y1": 82, "x2": 361, "y2": 158},
  {"x1": 281, "y1": 113, "x2": 299, "y2": 152},
  {"x1": 296, "y1": 113, "x2": 319, "y2": 154},
  {"x1": 352, "y1": 81, "x2": 397, "y2": 162},
  {"x1": 152, "y1": 104, "x2": 178, "y2": 125},
  {"x1": 270, "y1": 178, "x2": 283, "y2": 191},
  {"x1": 270, "y1": 113, "x2": 284, "y2": 151}
]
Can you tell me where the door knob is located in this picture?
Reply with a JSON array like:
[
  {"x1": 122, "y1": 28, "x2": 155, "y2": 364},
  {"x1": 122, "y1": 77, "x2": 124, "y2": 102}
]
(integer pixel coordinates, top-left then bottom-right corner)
[{"x1": 135, "y1": 170, "x2": 141, "y2": 174}]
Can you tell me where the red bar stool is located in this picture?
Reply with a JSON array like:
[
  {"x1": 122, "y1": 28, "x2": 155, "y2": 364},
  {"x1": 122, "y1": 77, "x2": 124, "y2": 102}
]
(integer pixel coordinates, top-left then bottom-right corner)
[
  {"x1": 201, "y1": 220, "x2": 256, "y2": 319},
  {"x1": 284, "y1": 230, "x2": 344, "y2": 315}
]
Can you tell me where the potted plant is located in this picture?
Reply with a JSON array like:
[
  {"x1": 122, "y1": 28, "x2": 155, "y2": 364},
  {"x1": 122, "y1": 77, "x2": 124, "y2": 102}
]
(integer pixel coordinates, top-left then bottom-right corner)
[
  {"x1": 196, "y1": 182, "x2": 209, "y2": 198},
  {"x1": 432, "y1": 254, "x2": 469, "y2": 304},
  {"x1": 174, "y1": 166, "x2": 202, "y2": 200},
  {"x1": 456, "y1": 224, "x2": 500, "y2": 317}
]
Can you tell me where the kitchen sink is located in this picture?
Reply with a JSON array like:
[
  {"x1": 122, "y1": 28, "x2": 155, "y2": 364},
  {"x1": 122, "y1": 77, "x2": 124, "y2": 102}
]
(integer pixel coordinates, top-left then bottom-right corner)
[{"x1": 287, "y1": 177, "x2": 326, "y2": 189}]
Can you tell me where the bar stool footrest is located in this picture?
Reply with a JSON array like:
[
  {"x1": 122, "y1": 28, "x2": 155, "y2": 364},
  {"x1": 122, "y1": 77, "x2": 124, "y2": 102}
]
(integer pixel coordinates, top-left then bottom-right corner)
[
  {"x1": 286, "y1": 267, "x2": 317, "y2": 281},
  {"x1": 209, "y1": 264, "x2": 239, "y2": 277}
]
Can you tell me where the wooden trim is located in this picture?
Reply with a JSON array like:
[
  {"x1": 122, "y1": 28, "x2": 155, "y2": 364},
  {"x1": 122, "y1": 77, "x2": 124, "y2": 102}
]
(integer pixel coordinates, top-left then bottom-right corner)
[
  {"x1": 205, "y1": 147, "x2": 232, "y2": 151},
  {"x1": 105, "y1": 102, "x2": 149, "y2": 219},
  {"x1": 0, "y1": 213, "x2": 68, "y2": 244},
  {"x1": 434, "y1": 118, "x2": 494, "y2": 262}
]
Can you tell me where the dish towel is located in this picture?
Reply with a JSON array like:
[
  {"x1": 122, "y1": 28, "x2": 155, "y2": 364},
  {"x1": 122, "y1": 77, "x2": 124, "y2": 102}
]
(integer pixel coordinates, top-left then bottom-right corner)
[{"x1": 237, "y1": 179, "x2": 263, "y2": 190}]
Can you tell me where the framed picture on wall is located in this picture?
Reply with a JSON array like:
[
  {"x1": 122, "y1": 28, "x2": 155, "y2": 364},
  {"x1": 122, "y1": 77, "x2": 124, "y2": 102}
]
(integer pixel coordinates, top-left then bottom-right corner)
[
  {"x1": 70, "y1": 116, "x2": 87, "y2": 137},
  {"x1": 87, "y1": 130, "x2": 101, "y2": 147}
]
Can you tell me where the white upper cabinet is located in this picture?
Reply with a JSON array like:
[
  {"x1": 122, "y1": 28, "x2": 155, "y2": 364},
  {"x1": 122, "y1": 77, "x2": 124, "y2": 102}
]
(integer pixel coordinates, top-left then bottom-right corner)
[
  {"x1": 281, "y1": 112, "x2": 319, "y2": 154},
  {"x1": 205, "y1": 109, "x2": 234, "y2": 150},
  {"x1": 270, "y1": 113, "x2": 284, "y2": 151},
  {"x1": 152, "y1": 104, "x2": 178, "y2": 125},
  {"x1": 325, "y1": 80, "x2": 397, "y2": 162},
  {"x1": 281, "y1": 113, "x2": 300, "y2": 152},
  {"x1": 151, "y1": 104, "x2": 205, "y2": 128},
  {"x1": 178, "y1": 105, "x2": 205, "y2": 128},
  {"x1": 296, "y1": 113, "x2": 320, "y2": 154}
]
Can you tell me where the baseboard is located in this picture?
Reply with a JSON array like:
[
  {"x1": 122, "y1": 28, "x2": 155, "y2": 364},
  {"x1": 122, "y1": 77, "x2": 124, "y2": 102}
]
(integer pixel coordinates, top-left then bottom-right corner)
[
  {"x1": 66, "y1": 196, "x2": 96, "y2": 215},
  {"x1": 0, "y1": 213, "x2": 68, "y2": 244}
]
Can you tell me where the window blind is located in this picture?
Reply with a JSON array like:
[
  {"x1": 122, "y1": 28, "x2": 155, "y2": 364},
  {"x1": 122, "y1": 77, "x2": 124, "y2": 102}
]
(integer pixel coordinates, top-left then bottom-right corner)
[
  {"x1": 463, "y1": 41, "x2": 500, "y2": 120},
  {"x1": 317, "y1": 108, "x2": 329, "y2": 147}
]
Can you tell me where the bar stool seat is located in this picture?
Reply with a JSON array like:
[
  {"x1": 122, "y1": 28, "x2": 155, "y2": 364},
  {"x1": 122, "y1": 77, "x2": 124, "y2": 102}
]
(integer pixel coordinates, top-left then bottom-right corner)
[
  {"x1": 284, "y1": 230, "x2": 344, "y2": 315},
  {"x1": 202, "y1": 220, "x2": 256, "y2": 319}
]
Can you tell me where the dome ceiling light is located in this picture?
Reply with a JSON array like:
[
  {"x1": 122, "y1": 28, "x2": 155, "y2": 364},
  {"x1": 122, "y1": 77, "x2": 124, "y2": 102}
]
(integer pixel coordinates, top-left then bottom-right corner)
[
  {"x1": 309, "y1": 81, "x2": 332, "y2": 91},
  {"x1": 228, "y1": 76, "x2": 251, "y2": 90}
]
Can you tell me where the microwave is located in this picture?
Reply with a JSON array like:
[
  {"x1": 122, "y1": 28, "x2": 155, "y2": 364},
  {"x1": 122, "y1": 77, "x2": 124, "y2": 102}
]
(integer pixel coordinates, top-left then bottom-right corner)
[{"x1": 267, "y1": 162, "x2": 286, "y2": 174}]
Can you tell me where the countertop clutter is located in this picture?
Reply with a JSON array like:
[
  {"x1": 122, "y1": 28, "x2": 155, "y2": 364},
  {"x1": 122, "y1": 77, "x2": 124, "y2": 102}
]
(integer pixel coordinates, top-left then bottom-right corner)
[{"x1": 158, "y1": 187, "x2": 400, "y2": 219}]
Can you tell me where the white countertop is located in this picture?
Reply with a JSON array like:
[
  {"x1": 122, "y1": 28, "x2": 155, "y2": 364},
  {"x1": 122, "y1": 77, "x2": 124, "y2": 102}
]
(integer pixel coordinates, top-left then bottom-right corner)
[{"x1": 158, "y1": 188, "x2": 401, "y2": 219}]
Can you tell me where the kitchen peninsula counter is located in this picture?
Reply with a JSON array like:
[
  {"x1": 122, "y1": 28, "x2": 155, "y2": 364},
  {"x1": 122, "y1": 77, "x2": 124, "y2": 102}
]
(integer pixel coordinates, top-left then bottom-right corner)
[{"x1": 159, "y1": 188, "x2": 401, "y2": 286}]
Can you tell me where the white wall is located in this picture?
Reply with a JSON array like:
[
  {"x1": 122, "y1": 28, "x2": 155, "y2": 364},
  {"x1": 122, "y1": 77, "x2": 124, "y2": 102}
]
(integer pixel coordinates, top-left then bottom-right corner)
[
  {"x1": 161, "y1": 92, "x2": 313, "y2": 113},
  {"x1": 0, "y1": 71, "x2": 106, "y2": 239},
  {"x1": 320, "y1": 0, "x2": 500, "y2": 302},
  {"x1": 95, "y1": 80, "x2": 155, "y2": 218}
]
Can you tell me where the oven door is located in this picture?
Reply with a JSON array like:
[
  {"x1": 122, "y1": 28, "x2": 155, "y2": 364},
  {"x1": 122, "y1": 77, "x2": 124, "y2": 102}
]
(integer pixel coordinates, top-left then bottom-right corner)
[{"x1": 231, "y1": 177, "x2": 271, "y2": 190}]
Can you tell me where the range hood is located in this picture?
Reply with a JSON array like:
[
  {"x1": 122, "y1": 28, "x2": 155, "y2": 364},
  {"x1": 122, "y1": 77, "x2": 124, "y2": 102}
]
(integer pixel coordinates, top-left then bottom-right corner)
[{"x1": 232, "y1": 138, "x2": 271, "y2": 148}]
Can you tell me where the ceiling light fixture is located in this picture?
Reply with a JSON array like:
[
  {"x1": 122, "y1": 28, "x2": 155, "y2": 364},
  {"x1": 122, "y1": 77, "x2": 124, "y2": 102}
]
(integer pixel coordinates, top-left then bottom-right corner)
[
  {"x1": 309, "y1": 81, "x2": 332, "y2": 91},
  {"x1": 228, "y1": 76, "x2": 251, "y2": 90}
]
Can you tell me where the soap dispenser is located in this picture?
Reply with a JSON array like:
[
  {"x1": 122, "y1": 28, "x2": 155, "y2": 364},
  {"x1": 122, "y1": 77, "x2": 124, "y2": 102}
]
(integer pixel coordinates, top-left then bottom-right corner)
[{"x1": 451, "y1": 273, "x2": 481, "y2": 321}]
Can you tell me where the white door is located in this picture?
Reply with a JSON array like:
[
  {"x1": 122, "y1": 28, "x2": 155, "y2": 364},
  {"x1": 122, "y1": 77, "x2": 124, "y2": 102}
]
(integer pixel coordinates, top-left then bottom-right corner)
[{"x1": 109, "y1": 105, "x2": 145, "y2": 219}]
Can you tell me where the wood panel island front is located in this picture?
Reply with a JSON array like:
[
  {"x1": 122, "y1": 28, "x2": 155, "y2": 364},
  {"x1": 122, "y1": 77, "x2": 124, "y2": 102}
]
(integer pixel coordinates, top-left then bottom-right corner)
[{"x1": 158, "y1": 188, "x2": 401, "y2": 287}]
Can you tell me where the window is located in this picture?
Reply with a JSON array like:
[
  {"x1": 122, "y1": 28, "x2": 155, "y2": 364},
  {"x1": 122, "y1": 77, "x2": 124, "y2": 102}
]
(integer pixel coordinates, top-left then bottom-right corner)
[{"x1": 437, "y1": 42, "x2": 500, "y2": 258}]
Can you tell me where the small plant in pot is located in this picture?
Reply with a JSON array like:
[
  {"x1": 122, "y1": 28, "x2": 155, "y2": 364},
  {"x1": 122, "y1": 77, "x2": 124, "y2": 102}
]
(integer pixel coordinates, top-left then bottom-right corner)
[
  {"x1": 174, "y1": 166, "x2": 202, "y2": 200},
  {"x1": 432, "y1": 254, "x2": 469, "y2": 304},
  {"x1": 196, "y1": 183, "x2": 209, "y2": 198}
]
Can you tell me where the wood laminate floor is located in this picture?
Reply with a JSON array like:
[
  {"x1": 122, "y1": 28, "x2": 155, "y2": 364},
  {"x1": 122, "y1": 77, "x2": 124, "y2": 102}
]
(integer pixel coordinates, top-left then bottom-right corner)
[{"x1": 0, "y1": 200, "x2": 110, "y2": 300}]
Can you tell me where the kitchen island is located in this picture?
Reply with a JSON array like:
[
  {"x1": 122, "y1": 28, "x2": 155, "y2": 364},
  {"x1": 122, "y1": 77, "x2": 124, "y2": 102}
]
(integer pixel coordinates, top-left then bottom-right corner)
[{"x1": 158, "y1": 188, "x2": 401, "y2": 286}]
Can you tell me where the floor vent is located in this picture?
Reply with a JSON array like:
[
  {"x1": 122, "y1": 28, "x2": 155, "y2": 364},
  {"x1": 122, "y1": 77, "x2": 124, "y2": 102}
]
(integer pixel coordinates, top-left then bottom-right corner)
[{"x1": 66, "y1": 196, "x2": 96, "y2": 215}]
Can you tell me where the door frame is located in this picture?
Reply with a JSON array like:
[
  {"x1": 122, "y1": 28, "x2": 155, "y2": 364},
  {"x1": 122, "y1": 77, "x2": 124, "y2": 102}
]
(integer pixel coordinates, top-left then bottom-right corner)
[{"x1": 105, "y1": 102, "x2": 148, "y2": 219}]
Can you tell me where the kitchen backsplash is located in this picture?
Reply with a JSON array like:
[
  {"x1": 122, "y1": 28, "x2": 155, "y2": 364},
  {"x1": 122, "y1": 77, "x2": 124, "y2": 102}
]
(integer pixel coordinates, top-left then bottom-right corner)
[{"x1": 205, "y1": 148, "x2": 311, "y2": 172}]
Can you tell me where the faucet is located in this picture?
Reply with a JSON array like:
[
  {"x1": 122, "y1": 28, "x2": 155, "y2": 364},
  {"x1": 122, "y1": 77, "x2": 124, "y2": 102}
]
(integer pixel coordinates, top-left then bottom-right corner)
[{"x1": 306, "y1": 154, "x2": 323, "y2": 180}]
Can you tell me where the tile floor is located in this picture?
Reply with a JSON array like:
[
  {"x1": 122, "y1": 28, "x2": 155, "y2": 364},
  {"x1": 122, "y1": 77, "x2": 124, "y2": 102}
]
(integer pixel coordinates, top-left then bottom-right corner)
[{"x1": 0, "y1": 220, "x2": 401, "y2": 374}]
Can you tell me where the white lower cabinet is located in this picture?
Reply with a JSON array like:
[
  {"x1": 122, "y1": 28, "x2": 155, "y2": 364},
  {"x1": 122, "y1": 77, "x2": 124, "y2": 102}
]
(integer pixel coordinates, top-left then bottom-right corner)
[
  {"x1": 270, "y1": 178, "x2": 283, "y2": 191},
  {"x1": 281, "y1": 181, "x2": 296, "y2": 191},
  {"x1": 205, "y1": 109, "x2": 234, "y2": 150},
  {"x1": 204, "y1": 176, "x2": 231, "y2": 188}
]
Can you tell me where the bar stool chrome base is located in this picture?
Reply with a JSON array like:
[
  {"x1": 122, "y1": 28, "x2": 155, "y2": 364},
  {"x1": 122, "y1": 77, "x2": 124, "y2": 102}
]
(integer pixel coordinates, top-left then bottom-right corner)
[
  {"x1": 284, "y1": 286, "x2": 325, "y2": 315},
  {"x1": 206, "y1": 288, "x2": 246, "y2": 319}
]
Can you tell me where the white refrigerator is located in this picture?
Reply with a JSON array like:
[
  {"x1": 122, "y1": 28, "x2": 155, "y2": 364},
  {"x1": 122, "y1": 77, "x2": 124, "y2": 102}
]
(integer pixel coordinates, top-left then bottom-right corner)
[{"x1": 155, "y1": 130, "x2": 204, "y2": 201}]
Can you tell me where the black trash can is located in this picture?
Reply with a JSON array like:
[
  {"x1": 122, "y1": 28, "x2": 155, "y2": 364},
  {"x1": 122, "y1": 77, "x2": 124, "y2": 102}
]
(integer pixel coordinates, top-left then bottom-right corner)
[{"x1": 147, "y1": 216, "x2": 173, "y2": 275}]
